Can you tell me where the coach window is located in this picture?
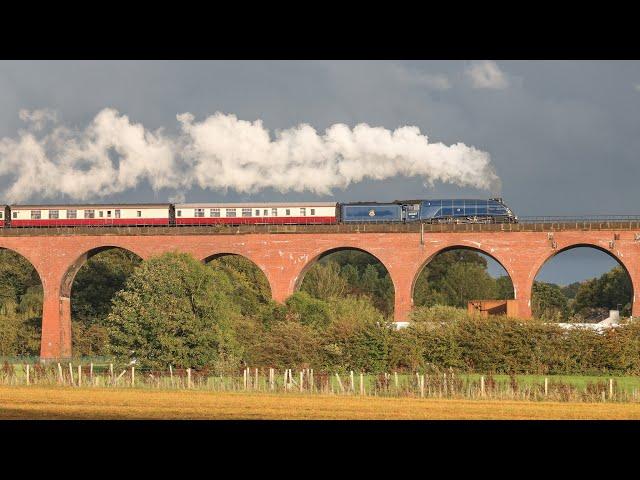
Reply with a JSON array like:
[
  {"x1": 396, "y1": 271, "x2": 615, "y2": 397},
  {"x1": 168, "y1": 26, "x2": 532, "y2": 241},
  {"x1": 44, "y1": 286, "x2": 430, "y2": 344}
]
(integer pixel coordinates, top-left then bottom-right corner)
[
  {"x1": 226, "y1": 209, "x2": 237, "y2": 217},
  {"x1": 255, "y1": 209, "x2": 260, "y2": 216},
  {"x1": 176, "y1": 210, "x2": 182, "y2": 217},
  {"x1": 272, "y1": 208, "x2": 277, "y2": 216},
  {"x1": 99, "y1": 211, "x2": 104, "y2": 218},
  {"x1": 50, "y1": 210, "x2": 59, "y2": 219},
  {"x1": 115, "y1": 210, "x2": 121, "y2": 218},
  {"x1": 242, "y1": 208, "x2": 252, "y2": 217},
  {"x1": 300, "y1": 208, "x2": 306, "y2": 216},
  {"x1": 286, "y1": 209, "x2": 291, "y2": 216},
  {"x1": 264, "y1": 209, "x2": 269, "y2": 216},
  {"x1": 85, "y1": 210, "x2": 95, "y2": 219},
  {"x1": 67, "y1": 210, "x2": 77, "y2": 219},
  {"x1": 310, "y1": 209, "x2": 315, "y2": 216},
  {"x1": 30, "y1": 210, "x2": 41, "y2": 220},
  {"x1": 194, "y1": 208, "x2": 204, "y2": 218},
  {"x1": 12, "y1": 212, "x2": 17, "y2": 219},
  {"x1": 0, "y1": 212, "x2": 3, "y2": 219},
  {"x1": 106, "y1": 211, "x2": 112, "y2": 217},
  {"x1": 210, "y1": 208, "x2": 220, "y2": 217}
]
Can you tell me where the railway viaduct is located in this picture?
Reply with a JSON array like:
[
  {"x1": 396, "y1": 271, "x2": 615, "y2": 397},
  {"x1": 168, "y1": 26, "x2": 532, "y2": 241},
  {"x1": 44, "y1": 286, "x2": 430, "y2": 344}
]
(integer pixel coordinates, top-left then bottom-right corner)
[{"x1": 1, "y1": 221, "x2": 639, "y2": 360}]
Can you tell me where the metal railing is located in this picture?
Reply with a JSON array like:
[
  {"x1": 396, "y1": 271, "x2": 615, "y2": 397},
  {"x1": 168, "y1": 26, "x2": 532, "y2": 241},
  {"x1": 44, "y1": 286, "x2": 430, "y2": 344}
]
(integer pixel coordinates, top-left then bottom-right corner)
[{"x1": 518, "y1": 215, "x2": 640, "y2": 224}]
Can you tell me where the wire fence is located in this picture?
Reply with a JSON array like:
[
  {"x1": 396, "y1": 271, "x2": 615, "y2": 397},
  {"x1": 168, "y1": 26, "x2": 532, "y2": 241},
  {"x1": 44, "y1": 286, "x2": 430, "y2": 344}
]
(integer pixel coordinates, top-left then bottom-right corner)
[{"x1": 2, "y1": 362, "x2": 639, "y2": 404}]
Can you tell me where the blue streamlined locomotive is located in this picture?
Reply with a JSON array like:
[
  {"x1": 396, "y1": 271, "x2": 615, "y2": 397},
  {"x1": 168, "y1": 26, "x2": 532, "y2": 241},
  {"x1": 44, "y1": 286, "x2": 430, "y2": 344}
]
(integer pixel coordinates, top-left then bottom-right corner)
[{"x1": 340, "y1": 198, "x2": 517, "y2": 224}]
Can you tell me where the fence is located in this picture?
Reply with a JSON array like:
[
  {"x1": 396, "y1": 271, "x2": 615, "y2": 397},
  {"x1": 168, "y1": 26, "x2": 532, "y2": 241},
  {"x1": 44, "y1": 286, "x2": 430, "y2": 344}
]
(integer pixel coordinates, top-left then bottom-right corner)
[{"x1": 2, "y1": 362, "x2": 639, "y2": 404}]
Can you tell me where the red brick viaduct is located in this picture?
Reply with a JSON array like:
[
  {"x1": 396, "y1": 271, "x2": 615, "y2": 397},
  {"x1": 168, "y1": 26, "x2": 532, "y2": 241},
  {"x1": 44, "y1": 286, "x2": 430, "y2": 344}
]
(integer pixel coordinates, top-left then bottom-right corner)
[{"x1": 1, "y1": 221, "x2": 639, "y2": 360}]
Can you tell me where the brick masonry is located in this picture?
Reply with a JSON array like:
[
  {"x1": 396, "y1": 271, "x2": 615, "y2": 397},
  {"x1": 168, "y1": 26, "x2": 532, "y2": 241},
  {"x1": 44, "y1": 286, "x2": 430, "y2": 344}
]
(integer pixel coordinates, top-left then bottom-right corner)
[{"x1": 0, "y1": 228, "x2": 638, "y2": 360}]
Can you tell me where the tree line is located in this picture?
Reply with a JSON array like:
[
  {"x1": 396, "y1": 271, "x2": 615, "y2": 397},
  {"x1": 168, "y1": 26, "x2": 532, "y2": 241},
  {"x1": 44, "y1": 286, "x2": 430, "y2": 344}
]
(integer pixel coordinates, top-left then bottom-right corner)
[{"x1": 0, "y1": 247, "x2": 635, "y2": 374}]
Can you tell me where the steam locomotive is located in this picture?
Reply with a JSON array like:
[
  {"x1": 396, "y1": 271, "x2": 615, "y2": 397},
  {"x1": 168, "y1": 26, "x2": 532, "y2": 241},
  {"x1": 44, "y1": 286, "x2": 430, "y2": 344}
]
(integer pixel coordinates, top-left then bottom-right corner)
[{"x1": 0, "y1": 198, "x2": 517, "y2": 228}]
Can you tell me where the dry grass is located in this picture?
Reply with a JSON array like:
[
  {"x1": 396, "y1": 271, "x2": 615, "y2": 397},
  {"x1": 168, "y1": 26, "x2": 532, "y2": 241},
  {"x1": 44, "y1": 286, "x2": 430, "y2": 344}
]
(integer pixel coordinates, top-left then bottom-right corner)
[{"x1": 2, "y1": 385, "x2": 640, "y2": 419}]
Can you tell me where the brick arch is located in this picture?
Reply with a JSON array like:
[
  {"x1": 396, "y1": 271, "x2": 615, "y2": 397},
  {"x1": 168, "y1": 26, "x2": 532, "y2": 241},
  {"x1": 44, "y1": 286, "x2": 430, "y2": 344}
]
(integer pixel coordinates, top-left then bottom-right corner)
[
  {"x1": 60, "y1": 245, "x2": 145, "y2": 298},
  {"x1": 201, "y1": 251, "x2": 274, "y2": 297},
  {"x1": 0, "y1": 246, "x2": 45, "y2": 291},
  {"x1": 528, "y1": 242, "x2": 635, "y2": 315},
  {"x1": 411, "y1": 243, "x2": 517, "y2": 302}
]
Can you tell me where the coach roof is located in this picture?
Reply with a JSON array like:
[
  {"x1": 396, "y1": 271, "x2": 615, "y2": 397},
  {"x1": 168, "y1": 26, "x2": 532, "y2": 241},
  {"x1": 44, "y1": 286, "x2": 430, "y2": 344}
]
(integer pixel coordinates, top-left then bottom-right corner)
[
  {"x1": 10, "y1": 203, "x2": 172, "y2": 209},
  {"x1": 174, "y1": 202, "x2": 337, "y2": 208}
]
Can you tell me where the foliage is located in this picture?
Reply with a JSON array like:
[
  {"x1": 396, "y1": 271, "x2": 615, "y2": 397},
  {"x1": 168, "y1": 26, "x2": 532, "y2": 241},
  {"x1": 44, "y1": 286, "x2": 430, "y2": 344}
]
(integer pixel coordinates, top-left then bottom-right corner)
[
  {"x1": 531, "y1": 281, "x2": 569, "y2": 320},
  {"x1": 414, "y1": 250, "x2": 513, "y2": 308},
  {"x1": 106, "y1": 252, "x2": 242, "y2": 370}
]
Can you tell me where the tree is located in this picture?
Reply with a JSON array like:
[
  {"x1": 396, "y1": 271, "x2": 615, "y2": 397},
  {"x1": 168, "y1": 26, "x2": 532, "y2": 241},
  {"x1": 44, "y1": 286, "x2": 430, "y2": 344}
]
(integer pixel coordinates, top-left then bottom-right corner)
[
  {"x1": 572, "y1": 266, "x2": 632, "y2": 318},
  {"x1": 106, "y1": 252, "x2": 242, "y2": 369},
  {"x1": 300, "y1": 261, "x2": 347, "y2": 300},
  {"x1": 531, "y1": 281, "x2": 569, "y2": 320}
]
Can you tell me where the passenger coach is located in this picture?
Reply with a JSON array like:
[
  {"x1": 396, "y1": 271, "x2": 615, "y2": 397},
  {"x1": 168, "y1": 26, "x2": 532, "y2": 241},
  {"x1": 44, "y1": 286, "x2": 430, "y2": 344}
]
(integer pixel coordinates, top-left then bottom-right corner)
[
  {"x1": 8, "y1": 204, "x2": 171, "y2": 227},
  {"x1": 174, "y1": 202, "x2": 338, "y2": 225}
]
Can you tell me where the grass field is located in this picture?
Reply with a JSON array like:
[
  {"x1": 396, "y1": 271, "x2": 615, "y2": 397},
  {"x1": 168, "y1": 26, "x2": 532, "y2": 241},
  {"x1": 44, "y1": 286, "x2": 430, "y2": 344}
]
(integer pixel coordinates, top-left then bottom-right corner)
[{"x1": 2, "y1": 385, "x2": 640, "y2": 419}]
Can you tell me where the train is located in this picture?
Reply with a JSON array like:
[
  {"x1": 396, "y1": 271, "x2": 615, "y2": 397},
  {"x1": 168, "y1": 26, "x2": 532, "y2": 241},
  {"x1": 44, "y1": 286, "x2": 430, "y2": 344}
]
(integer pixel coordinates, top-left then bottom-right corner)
[{"x1": 0, "y1": 198, "x2": 517, "y2": 228}]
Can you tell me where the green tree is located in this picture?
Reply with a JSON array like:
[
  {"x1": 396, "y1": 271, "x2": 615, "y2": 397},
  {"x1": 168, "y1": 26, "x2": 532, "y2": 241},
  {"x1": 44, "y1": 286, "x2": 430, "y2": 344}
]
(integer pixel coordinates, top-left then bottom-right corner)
[
  {"x1": 106, "y1": 252, "x2": 242, "y2": 370},
  {"x1": 300, "y1": 261, "x2": 348, "y2": 300},
  {"x1": 531, "y1": 281, "x2": 569, "y2": 320}
]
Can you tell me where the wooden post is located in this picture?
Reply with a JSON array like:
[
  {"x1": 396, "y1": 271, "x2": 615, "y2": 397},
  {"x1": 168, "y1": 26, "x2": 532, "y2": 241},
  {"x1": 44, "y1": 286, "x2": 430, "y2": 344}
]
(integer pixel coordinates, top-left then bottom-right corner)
[
  {"x1": 544, "y1": 377, "x2": 548, "y2": 397},
  {"x1": 394, "y1": 371, "x2": 398, "y2": 389},
  {"x1": 90, "y1": 363, "x2": 93, "y2": 383},
  {"x1": 299, "y1": 371, "x2": 304, "y2": 393},
  {"x1": 283, "y1": 370, "x2": 288, "y2": 390},
  {"x1": 110, "y1": 363, "x2": 114, "y2": 385},
  {"x1": 609, "y1": 378, "x2": 613, "y2": 400},
  {"x1": 350, "y1": 371, "x2": 354, "y2": 393},
  {"x1": 269, "y1": 368, "x2": 274, "y2": 390},
  {"x1": 57, "y1": 363, "x2": 63, "y2": 384},
  {"x1": 480, "y1": 375, "x2": 485, "y2": 396},
  {"x1": 335, "y1": 373, "x2": 345, "y2": 393},
  {"x1": 243, "y1": 368, "x2": 247, "y2": 390},
  {"x1": 310, "y1": 369, "x2": 314, "y2": 392},
  {"x1": 69, "y1": 363, "x2": 74, "y2": 386},
  {"x1": 169, "y1": 365, "x2": 174, "y2": 387},
  {"x1": 255, "y1": 368, "x2": 259, "y2": 390},
  {"x1": 360, "y1": 373, "x2": 364, "y2": 395},
  {"x1": 26, "y1": 364, "x2": 30, "y2": 386},
  {"x1": 78, "y1": 364, "x2": 82, "y2": 387},
  {"x1": 420, "y1": 375, "x2": 425, "y2": 398},
  {"x1": 187, "y1": 368, "x2": 192, "y2": 389},
  {"x1": 131, "y1": 367, "x2": 135, "y2": 387}
]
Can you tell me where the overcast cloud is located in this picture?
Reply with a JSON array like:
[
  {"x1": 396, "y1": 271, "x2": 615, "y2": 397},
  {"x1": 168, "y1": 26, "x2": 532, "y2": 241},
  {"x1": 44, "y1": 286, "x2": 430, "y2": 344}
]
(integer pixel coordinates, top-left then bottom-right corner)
[{"x1": 0, "y1": 60, "x2": 638, "y2": 283}]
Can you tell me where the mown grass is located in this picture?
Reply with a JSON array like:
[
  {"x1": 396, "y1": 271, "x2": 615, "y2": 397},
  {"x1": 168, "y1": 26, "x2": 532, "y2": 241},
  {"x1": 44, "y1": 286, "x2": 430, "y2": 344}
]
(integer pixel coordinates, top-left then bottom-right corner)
[{"x1": 2, "y1": 385, "x2": 640, "y2": 419}]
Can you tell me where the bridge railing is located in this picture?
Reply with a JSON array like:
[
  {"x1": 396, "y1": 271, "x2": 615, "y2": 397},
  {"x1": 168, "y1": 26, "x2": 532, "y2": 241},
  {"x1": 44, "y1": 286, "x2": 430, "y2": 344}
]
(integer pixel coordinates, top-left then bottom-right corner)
[{"x1": 518, "y1": 215, "x2": 640, "y2": 224}]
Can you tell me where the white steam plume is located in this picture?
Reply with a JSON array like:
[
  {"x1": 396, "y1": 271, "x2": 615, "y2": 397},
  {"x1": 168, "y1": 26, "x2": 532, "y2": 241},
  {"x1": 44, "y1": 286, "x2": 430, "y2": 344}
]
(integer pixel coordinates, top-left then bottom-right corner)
[{"x1": 0, "y1": 108, "x2": 501, "y2": 203}]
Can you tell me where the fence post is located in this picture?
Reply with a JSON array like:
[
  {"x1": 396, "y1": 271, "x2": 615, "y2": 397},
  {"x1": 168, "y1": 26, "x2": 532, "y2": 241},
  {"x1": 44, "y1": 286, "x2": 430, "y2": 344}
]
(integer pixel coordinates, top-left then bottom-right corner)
[
  {"x1": 169, "y1": 365, "x2": 174, "y2": 387},
  {"x1": 243, "y1": 368, "x2": 247, "y2": 390},
  {"x1": 283, "y1": 370, "x2": 288, "y2": 391},
  {"x1": 335, "y1": 373, "x2": 345, "y2": 393},
  {"x1": 544, "y1": 377, "x2": 548, "y2": 397},
  {"x1": 394, "y1": 371, "x2": 398, "y2": 389},
  {"x1": 480, "y1": 375, "x2": 485, "y2": 397},
  {"x1": 131, "y1": 366, "x2": 135, "y2": 388},
  {"x1": 110, "y1": 363, "x2": 114, "y2": 385},
  {"x1": 420, "y1": 375, "x2": 425, "y2": 398},
  {"x1": 350, "y1": 371, "x2": 354, "y2": 393},
  {"x1": 57, "y1": 363, "x2": 63, "y2": 384},
  {"x1": 255, "y1": 368, "x2": 259, "y2": 390},
  {"x1": 310, "y1": 369, "x2": 314, "y2": 392},
  {"x1": 299, "y1": 371, "x2": 304, "y2": 393},
  {"x1": 26, "y1": 364, "x2": 30, "y2": 386},
  {"x1": 187, "y1": 368, "x2": 192, "y2": 389},
  {"x1": 360, "y1": 373, "x2": 364, "y2": 395},
  {"x1": 269, "y1": 368, "x2": 274, "y2": 390},
  {"x1": 609, "y1": 378, "x2": 613, "y2": 400},
  {"x1": 69, "y1": 363, "x2": 74, "y2": 386},
  {"x1": 90, "y1": 363, "x2": 93, "y2": 383}
]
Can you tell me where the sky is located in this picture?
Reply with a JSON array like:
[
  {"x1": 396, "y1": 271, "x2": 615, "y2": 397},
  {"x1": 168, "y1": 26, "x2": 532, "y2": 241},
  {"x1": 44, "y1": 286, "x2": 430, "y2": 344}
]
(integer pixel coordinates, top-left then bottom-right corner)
[{"x1": 0, "y1": 60, "x2": 638, "y2": 284}]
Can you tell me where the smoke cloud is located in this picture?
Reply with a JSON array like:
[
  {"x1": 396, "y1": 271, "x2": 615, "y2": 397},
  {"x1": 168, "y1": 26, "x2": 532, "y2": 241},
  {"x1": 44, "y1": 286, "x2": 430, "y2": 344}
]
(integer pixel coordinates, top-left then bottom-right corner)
[{"x1": 0, "y1": 108, "x2": 501, "y2": 203}]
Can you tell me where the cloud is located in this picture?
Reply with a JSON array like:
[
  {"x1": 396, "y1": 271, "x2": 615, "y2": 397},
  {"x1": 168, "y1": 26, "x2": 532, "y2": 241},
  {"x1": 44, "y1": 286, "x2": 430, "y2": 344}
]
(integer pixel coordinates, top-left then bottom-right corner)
[
  {"x1": 635, "y1": 83, "x2": 640, "y2": 92},
  {"x1": 18, "y1": 108, "x2": 58, "y2": 131},
  {"x1": 0, "y1": 108, "x2": 501, "y2": 202},
  {"x1": 465, "y1": 61, "x2": 510, "y2": 89},
  {"x1": 392, "y1": 64, "x2": 451, "y2": 90}
]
